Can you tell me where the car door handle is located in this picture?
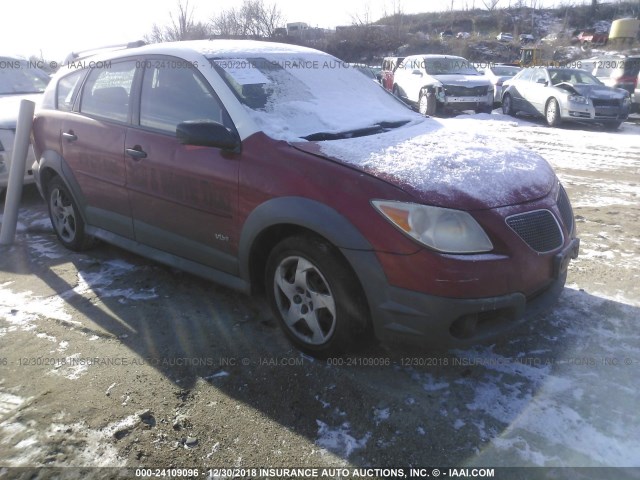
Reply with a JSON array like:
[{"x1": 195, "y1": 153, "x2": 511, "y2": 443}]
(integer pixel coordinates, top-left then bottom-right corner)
[
  {"x1": 62, "y1": 131, "x2": 77, "y2": 142},
  {"x1": 125, "y1": 147, "x2": 147, "y2": 160}
]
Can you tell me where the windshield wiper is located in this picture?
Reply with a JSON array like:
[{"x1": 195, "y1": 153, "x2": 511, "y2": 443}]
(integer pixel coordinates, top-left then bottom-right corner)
[{"x1": 302, "y1": 120, "x2": 409, "y2": 141}]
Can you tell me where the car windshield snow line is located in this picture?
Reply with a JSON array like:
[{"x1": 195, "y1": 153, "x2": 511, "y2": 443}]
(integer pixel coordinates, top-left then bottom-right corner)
[{"x1": 302, "y1": 120, "x2": 411, "y2": 141}]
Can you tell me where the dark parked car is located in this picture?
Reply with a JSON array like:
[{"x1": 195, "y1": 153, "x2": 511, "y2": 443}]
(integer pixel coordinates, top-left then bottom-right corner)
[
  {"x1": 502, "y1": 67, "x2": 631, "y2": 129},
  {"x1": 32, "y1": 40, "x2": 579, "y2": 355}
]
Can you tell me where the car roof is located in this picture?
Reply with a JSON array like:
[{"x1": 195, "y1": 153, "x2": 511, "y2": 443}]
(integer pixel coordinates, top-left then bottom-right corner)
[{"x1": 65, "y1": 39, "x2": 328, "y2": 64}]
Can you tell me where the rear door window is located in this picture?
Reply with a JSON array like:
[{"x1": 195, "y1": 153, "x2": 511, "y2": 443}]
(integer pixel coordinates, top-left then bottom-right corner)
[
  {"x1": 80, "y1": 61, "x2": 137, "y2": 123},
  {"x1": 56, "y1": 70, "x2": 86, "y2": 111}
]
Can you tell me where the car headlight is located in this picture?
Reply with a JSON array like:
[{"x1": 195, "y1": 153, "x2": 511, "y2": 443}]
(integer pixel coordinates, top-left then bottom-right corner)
[
  {"x1": 372, "y1": 200, "x2": 494, "y2": 253},
  {"x1": 568, "y1": 95, "x2": 588, "y2": 105},
  {"x1": 623, "y1": 96, "x2": 631, "y2": 107}
]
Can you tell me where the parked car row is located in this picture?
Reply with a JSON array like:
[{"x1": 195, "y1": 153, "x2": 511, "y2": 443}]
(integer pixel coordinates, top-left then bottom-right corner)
[
  {"x1": 496, "y1": 32, "x2": 536, "y2": 43},
  {"x1": 379, "y1": 52, "x2": 634, "y2": 126},
  {"x1": 28, "y1": 39, "x2": 580, "y2": 355}
]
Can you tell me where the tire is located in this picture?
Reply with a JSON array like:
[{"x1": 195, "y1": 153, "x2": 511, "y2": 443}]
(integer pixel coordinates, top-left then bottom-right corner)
[
  {"x1": 603, "y1": 121, "x2": 622, "y2": 131},
  {"x1": 46, "y1": 176, "x2": 95, "y2": 251},
  {"x1": 418, "y1": 90, "x2": 437, "y2": 116},
  {"x1": 265, "y1": 235, "x2": 369, "y2": 356},
  {"x1": 545, "y1": 98, "x2": 562, "y2": 127},
  {"x1": 475, "y1": 105, "x2": 493, "y2": 114},
  {"x1": 502, "y1": 94, "x2": 515, "y2": 116}
]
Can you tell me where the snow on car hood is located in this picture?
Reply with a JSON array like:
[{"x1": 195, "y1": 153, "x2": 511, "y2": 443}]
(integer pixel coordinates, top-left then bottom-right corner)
[
  {"x1": 0, "y1": 94, "x2": 41, "y2": 129},
  {"x1": 307, "y1": 119, "x2": 556, "y2": 210},
  {"x1": 429, "y1": 74, "x2": 489, "y2": 87}
]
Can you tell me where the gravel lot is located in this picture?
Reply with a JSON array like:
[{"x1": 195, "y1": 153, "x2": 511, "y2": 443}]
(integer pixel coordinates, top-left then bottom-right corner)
[{"x1": 1, "y1": 113, "x2": 639, "y2": 479}]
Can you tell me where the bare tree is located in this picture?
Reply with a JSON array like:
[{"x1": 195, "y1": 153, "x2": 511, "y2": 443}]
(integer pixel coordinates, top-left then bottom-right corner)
[
  {"x1": 146, "y1": 1, "x2": 210, "y2": 42},
  {"x1": 210, "y1": 0, "x2": 284, "y2": 38},
  {"x1": 480, "y1": 0, "x2": 501, "y2": 11}
]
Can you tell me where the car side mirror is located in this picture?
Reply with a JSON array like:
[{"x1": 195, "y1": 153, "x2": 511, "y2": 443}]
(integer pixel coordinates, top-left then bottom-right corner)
[
  {"x1": 536, "y1": 78, "x2": 548, "y2": 85},
  {"x1": 412, "y1": 69, "x2": 423, "y2": 76},
  {"x1": 176, "y1": 120, "x2": 241, "y2": 152}
]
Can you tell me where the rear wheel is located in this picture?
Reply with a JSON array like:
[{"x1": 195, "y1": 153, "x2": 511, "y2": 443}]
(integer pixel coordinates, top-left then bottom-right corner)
[
  {"x1": 545, "y1": 98, "x2": 562, "y2": 127},
  {"x1": 46, "y1": 176, "x2": 95, "y2": 251},
  {"x1": 265, "y1": 235, "x2": 368, "y2": 356}
]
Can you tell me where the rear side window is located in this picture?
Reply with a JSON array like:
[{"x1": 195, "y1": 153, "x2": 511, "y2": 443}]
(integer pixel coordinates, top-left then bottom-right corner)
[
  {"x1": 80, "y1": 61, "x2": 137, "y2": 122},
  {"x1": 56, "y1": 70, "x2": 85, "y2": 111},
  {"x1": 139, "y1": 61, "x2": 224, "y2": 133}
]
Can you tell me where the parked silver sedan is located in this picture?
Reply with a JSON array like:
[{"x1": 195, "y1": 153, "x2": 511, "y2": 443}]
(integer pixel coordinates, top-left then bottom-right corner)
[{"x1": 501, "y1": 67, "x2": 631, "y2": 129}]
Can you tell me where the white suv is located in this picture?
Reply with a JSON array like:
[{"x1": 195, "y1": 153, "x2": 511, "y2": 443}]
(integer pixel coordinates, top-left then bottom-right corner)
[{"x1": 393, "y1": 54, "x2": 493, "y2": 116}]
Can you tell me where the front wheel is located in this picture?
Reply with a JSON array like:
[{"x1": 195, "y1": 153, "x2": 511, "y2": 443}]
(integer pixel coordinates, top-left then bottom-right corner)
[
  {"x1": 475, "y1": 105, "x2": 493, "y2": 114},
  {"x1": 418, "y1": 90, "x2": 437, "y2": 116},
  {"x1": 47, "y1": 176, "x2": 95, "y2": 251},
  {"x1": 603, "y1": 120, "x2": 622, "y2": 131},
  {"x1": 502, "y1": 94, "x2": 515, "y2": 116},
  {"x1": 545, "y1": 98, "x2": 562, "y2": 127},
  {"x1": 265, "y1": 235, "x2": 369, "y2": 356}
]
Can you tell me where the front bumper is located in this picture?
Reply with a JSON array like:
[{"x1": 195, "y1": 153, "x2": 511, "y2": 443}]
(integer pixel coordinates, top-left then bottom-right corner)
[
  {"x1": 343, "y1": 237, "x2": 578, "y2": 349},
  {"x1": 563, "y1": 100, "x2": 630, "y2": 122}
]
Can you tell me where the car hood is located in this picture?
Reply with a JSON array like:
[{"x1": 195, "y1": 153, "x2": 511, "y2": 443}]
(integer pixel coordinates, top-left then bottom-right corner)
[
  {"x1": 555, "y1": 83, "x2": 627, "y2": 99},
  {"x1": 0, "y1": 94, "x2": 42, "y2": 129},
  {"x1": 429, "y1": 74, "x2": 489, "y2": 87},
  {"x1": 294, "y1": 119, "x2": 556, "y2": 210}
]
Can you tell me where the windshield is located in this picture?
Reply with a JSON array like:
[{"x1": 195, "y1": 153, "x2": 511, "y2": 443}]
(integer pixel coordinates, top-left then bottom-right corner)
[
  {"x1": 0, "y1": 59, "x2": 50, "y2": 95},
  {"x1": 549, "y1": 69, "x2": 603, "y2": 86},
  {"x1": 424, "y1": 58, "x2": 479, "y2": 75},
  {"x1": 492, "y1": 66, "x2": 520, "y2": 77},
  {"x1": 209, "y1": 55, "x2": 415, "y2": 142}
]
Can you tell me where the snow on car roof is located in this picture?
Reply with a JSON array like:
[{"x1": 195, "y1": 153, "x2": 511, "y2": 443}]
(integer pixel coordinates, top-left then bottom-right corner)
[{"x1": 85, "y1": 39, "x2": 324, "y2": 61}]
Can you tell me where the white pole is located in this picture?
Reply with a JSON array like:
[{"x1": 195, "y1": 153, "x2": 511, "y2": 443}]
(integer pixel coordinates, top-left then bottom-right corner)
[{"x1": 0, "y1": 99, "x2": 36, "y2": 246}]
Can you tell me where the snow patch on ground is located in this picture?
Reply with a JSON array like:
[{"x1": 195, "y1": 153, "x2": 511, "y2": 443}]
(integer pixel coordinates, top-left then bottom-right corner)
[
  {"x1": 315, "y1": 420, "x2": 370, "y2": 458},
  {"x1": 447, "y1": 287, "x2": 640, "y2": 466}
]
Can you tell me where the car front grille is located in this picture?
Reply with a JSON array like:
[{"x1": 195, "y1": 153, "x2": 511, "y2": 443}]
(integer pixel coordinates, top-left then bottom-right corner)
[
  {"x1": 557, "y1": 185, "x2": 575, "y2": 236},
  {"x1": 591, "y1": 98, "x2": 621, "y2": 107},
  {"x1": 443, "y1": 85, "x2": 488, "y2": 97},
  {"x1": 506, "y1": 210, "x2": 563, "y2": 253}
]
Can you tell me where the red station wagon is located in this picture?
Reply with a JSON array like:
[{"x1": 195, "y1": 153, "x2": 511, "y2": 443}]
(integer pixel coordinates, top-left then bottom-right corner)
[{"x1": 32, "y1": 40, "x2": 579, "y2": 355}]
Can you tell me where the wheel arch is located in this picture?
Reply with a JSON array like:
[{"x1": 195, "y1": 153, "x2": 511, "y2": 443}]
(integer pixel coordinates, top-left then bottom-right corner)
[
  {"x1": 239, "y1": 197, "x2": 372, "y2": 295},
  {"x1": 37, "y1": 149, "x2": 88, "y2": 222}
]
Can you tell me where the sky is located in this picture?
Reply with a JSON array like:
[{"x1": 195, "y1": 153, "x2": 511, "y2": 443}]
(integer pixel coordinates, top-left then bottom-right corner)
[{"x1": 3, "y1": 0, "x2": 575, "y2": 61}]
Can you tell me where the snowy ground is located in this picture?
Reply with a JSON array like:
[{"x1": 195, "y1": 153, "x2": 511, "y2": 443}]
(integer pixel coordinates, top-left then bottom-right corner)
[{"x1": 0, "y1": 114, "x2": 639, "y2": 476}]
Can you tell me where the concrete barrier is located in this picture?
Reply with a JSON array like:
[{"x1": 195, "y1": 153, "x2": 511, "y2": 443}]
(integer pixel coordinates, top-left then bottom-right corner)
[{"x1": 0, "y1": 99, "x2": 36, "y2": 246}]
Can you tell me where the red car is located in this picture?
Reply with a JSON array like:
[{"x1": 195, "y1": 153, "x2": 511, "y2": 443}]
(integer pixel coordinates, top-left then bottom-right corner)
[
  {"x1": 381, "y1": 56, "x2": 404, "y2": 92},
  {"x1": 32, "y1": 40, "x2": 579, "y2": 355}
]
